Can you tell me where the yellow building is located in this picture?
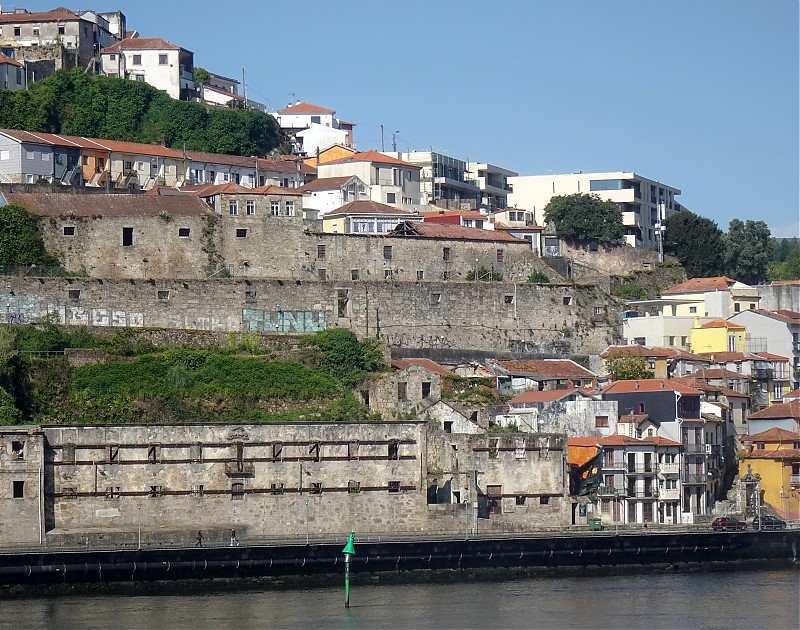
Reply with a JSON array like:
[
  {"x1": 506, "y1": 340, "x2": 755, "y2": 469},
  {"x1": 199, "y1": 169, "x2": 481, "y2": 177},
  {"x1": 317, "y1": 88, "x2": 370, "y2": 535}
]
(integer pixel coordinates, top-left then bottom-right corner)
[
  {"x1": 689, "y1": 318, "x2": 746, "y2": 354},
  {"x1": 740, "y1": 427, "x2": 800, "y2": 520},
  {"x1": 303, "y1": 144, "x2": 357, "y2": 169},
  {"x1": 322, "y1": 199, "x2": 419, "y2": 234}
]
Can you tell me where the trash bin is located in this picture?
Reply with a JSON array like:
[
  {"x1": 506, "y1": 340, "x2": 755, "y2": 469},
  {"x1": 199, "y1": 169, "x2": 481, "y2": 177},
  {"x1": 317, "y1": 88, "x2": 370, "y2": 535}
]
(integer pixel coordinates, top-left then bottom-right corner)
[{"x1": 588, "y1": 518, "x2": 604, "y2": 531}]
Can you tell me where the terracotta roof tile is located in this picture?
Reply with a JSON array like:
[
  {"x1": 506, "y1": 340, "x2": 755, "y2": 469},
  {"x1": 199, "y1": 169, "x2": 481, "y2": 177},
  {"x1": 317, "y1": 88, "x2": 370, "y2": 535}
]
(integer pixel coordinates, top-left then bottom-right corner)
[
  {"x1": 568, "y1": 435, "x2": 681, "y2": 448},
  {"x1": 0, "y1": 7, "x2": 80, "y2": 24},
  {"x1": 390, "y1": 221, "x2": 524, "y2": 243},
  {"x1": 420, "y1": 210, "x2": 487, "y2": 220},
  {"x1": 507, "y1": 389, "x2": 583, "y2": 405},
  {"x1": 0, "y1": 52, "x2": 22, "y2": 67},
  {"x1": 323, "y1": 150, "x2": 421, "y2": 169},
  {"x1": 742, "y1": 427, "x2": 800, "y2": 442},
  {"x1": 391, "y1": 358, "x2": 453, "y2": 377},
  {"x1": 102, "y1": 37, "x2": 184, "y2": 53},
  {"x1": 752, "y1": 352, "x2": 789, "y2": 361},
  {"x1": 785, "y1": 388, "x2": 800, "y2": 399},
  {"x1": 277, "y1": 102, "x2": 336, "y2": 115},
  {"x1": 251, "y1": 185, "x2": 302, "y2": 196},
  {"x1": 297, "y1": 176, "x2": 356, "y2": 192},
  {"x1": 750, "y1": 309, "x2": 800, "y2": 325},
  {"x1": 747, "y1": 400, "x2": 800, "y2": 420},
  {"x1": 663, "y1": 277, "x2": 737, "y2": 294},
  {"x1": 601, "y1": 379, "x2": 702, "y2": 395},
  {"x1": 5, "y1": 193, "x2": 210, "y2": 218},
  {"x1": 692, "y1": 368, "x2": 750, "y2": 380},
  {"x1": 493, "y1": 359, "x2": 596, "y2": 379},
  {"x1": 325, "y1": 200, "x2": 416, "y2": 219},
  {"x1": 698, "y1": 351, "x2": 746, "y2": 362},
  {"x1": 698, "y1": 319, "x2": 746, "y2": 329},
  {"x1": 617, "y1": 413, "x2": 650, "y2": 424}
]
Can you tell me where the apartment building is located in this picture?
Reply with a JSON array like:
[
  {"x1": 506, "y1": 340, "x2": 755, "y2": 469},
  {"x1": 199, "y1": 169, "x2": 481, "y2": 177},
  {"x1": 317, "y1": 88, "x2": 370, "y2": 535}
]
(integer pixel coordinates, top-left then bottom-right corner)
[
  {"x1": 383, "y1": 151, "x2": 480, "y2": 211},
  {"x1": 467, "y1": 162, "x2": 517, "y2": 212},
  {"x1": 0, "y1": 51, "x2": 24, "y2": 90}
]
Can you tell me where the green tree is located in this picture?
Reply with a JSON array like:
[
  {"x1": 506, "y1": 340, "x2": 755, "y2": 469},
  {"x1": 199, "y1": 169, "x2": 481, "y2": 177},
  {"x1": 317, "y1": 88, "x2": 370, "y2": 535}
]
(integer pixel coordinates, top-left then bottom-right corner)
[
  {"x1": 311, "y1": 329, "x2": 385, "y2": 388},
  {"x1": 193, "y1": 67, "x2": 211, "y2": 87},
  {"x1": 664, "y1": 210, "x2": 725, "y2": 278},
  {"x1": 605, "y1": 354, "x2": 654, "y2": 381},
  {"x1": 0, "y1": 204, "x2": 60, "y2": 269},
  {"x1": 723, "y1": 219, "x2": 772, "y2": 285},
  {"x1": 0, "y1": 386, "x2": 21, "y2": 425},
  {"x1": 526, "y1": 270, "x2": 551, "y2": 283},
  {"x1": 767, "y1": 239, "x2": 800, "y2": 281},
  {"x1": 543, "y1": 193, "x2": 623, "y2": 243},
  {"x1": 613, "y1": 282, "x2": 649, "y2": 300}
]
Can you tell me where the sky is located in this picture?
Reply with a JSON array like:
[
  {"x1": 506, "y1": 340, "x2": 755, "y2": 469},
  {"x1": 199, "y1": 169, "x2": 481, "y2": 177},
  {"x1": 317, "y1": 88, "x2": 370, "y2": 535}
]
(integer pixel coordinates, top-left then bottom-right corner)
[{"x1": 18, "y1": 0, "x2": 800, "y2": 237}]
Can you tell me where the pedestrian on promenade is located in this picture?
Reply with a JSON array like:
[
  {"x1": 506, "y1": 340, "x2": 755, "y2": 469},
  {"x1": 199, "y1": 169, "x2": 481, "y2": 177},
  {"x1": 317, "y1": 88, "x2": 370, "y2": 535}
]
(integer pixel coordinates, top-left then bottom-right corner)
[
  {"x1": 642, "y1": 519, "x2": 650, "y2": 535},
  {"x1": 230, "y1": 528, "x2": 239, "y2": 547},
  {"x1": 196, "y1": 530, "x2": 203, "y2": 547}
]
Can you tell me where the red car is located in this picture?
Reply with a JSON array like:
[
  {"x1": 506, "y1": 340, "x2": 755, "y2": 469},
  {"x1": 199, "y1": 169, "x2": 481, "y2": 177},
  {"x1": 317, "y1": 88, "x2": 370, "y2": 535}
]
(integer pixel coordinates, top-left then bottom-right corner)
[{"x1": 711, "y1": 516, "x2": 747, "y2": 532}]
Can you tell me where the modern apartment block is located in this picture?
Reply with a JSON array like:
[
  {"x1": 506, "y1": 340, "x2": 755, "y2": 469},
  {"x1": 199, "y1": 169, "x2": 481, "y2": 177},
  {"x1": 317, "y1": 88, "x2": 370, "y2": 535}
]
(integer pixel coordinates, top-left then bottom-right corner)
[
  {"x1": 383, "y1": 151, "x2": 480, "y2": 211},
  {"x1": 507, "y1": 171, "x2": 683, "y2": 248},
  {"x1": 467, "y1": 162, "x2": 518, "y2": 212}
]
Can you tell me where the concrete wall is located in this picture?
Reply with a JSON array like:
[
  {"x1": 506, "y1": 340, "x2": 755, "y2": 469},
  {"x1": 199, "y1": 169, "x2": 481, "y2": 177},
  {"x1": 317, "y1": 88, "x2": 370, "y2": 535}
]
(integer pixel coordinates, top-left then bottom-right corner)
[
  {"x1": 0, "y1": 428, "x2": 45, "y2": 546},
  {"x1": 758, "y1": 283, "x2": 800, "y2": 312},
  {"x1": 1, "y1": 277, "x2": 621, "y2": 355}
]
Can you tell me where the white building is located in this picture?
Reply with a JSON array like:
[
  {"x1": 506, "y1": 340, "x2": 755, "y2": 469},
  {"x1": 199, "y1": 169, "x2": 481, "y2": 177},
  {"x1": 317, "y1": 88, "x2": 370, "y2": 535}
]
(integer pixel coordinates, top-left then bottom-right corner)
[
  {"x1": 467, "y1": 162, "x2": 518, "y2": 212},
  {"x1": 0, "y1": 51, "x2": 24, "y2": 90},
  {"x1": 298, "y1": 175, "x2": 369, "y2": 217},
  {"x1": 272, "y1": 101, "x2": 355, "y2": 155},
  {"x1": 185, "y1": 151, "x2": 302, "y2": 189},
  {"x1": 101, "y1": 36, "x2": 195, "y2": 100},
  {"x1": 383, "y1": 151, "x2": 480, "y2": 210},
  {"x1": 507, "y1": 171, "x2": 683, "y2": 249}
]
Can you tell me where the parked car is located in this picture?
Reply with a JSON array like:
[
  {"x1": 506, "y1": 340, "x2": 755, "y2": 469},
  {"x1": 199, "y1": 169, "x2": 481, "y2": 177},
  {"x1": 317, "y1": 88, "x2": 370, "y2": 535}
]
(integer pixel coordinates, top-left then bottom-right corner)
[
  {"x1": 752, "y1": 515, "x2": 787, "y2": 531},
  {"x1": 711, "y1": 516, "x2": 747, "y2": 532}
]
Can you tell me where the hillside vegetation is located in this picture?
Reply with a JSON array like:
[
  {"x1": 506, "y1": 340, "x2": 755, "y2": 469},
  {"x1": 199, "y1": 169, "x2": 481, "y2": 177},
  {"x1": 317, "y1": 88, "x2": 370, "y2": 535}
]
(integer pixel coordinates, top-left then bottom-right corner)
[
  {"x1": 0, "y1": 68, "x2": 284, "y2": 156},
  {"x1": 0, "y1": 324, "x2": 386, "y2": 425}
]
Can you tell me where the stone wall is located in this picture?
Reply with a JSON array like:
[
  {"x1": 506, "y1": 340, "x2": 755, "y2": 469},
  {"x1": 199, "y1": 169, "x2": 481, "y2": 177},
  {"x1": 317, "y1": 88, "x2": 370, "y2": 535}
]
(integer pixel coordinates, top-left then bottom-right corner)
[
  {"x1": 758, "y1": 283, "x2": 800, "y2": 312},
  {"x1": 360, "y1": 365, "x2": 441, "y2": 420},
  {"x1": 2, "y1": 277, "x2": 622, "y2": 355}
]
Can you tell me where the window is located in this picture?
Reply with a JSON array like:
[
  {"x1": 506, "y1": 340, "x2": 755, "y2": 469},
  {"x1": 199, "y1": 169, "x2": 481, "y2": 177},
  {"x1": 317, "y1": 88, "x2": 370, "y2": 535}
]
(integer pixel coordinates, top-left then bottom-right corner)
[
  {"x1": 416, "y1": 270, "x2": 424, "y2": 281},
  {"x1": 388, "y1": 440, "x2": 400, "y2": 460},
  {"x1": 107, "y1": 445, "x2": 119, "y2": 464},
  {"x1": 192, "y1": 484, "x2": 205, "y2": 497},
  {"x1": 309, "y1": 442, "x2": 321, "y2": 462},
  {"x1": 236, "y1": 228, "x2": 248, "y2": 238},
  {"x1": 109, "y1": 53, "x2": 115, "y2": 61},
  {"x1": 689, "y1": 306, "x2": 697, "y2": 314},
  {"x1": 348, "y1": 480, "x2": 361, "y2": 494},
  {"x1": 504, "y1": 295, "x2": 514, "y2": 305},
  {"x1": 488, "y1": 439, "x2": 499, "y2": 459},
  {"x1": 26, "y1": 150, "x2": 34, "y2": 160},
  {"x1": 270, "y1": 482, "x2": 284, "y2": 495},
  {"x1": 271, "y1": 201, "x2": 280, "y2": 216},
  {"x1": 132, "y1": 54, "x2": 142, "y2": 65},
  {"x1": 750, "y1": 303, "x2": 756, "y2": 310},
  {"x1": 515, "y1": 495, "x2": 526, "y2": 506},
  {"x1": 190, "y1": 442, "x2": 203, "y2": 462},
  {"x1": 229, "y1": 200, "x2": 238, "y2": 215},
  {"x1": 246, "y1": 200, "x2": 255, "y2": 216},
  {"x1": 756, "y1": 442, "x2": 765, "y2": 450},
  {"x1": 105, "y1": 486, "x2": 121, "y2": 499},
  {"x1": 272, "y1": 442, "x2": 283, "y2": 461},
  {"x1": 14, "y1": 27, "x2": 21, "y2": 36},
  {"x1": 397, "y1": 382, "x2": 407, "y2": 401},
  {"x1": 594, "y1": 306, "x2": 603, "y2": 316},
  {"x1": 442, "y1": 271, "x2": 451, "y2": 281},
  {"x1": 245, "y1": 290, "x2": 257, "y2": 304},
  {"x1": 595, "y1": 415, "x2": 609, "y2": 428},
  {"x1": 430, "y1": 292, "x2": 441, "y2": 305},
  {"x1": 388, "y1": 481, "x2": 401, "y2": 493},
  {"x1": 159, "y1": 54, "x2": 168, "y2": 65},
  {"x1": 13, "y1": 481, "x2": 24, "y2": 498},
  {"x1": 122, "y1": 227, "x2": 134, "y2": 247},
  {"x1": 178, "y1": 227, "x2": 190, "y2": 237},
  {"x1": 62, "y1": 444, "x2": 76, "y2": 464},
  {"x1": 383, "y1": 245, "x2": 393, "y2": 260},
  {"x1": 422, "y1": 381, "x2": 432, "y2": 398},
  {"x1": 348, "y1": 441, "x2": 359, "y2": 461},
  {"x1": 311, "y1": 482, "x2": 323, "y2": 495},
  {"x1": 58, "y1": 25, "x2": 66, "y2": 35},
  {"x1": 384, "y1": 269, "x2": 394, "y2": 280},
  {"x1": 386, "y1": 192, "x2": 396, "y2": 204},
  {"x1": 147, "y1": 444, "x2": 161, "y2": 464},
  {"x1": 11, "y1": 441, "x2": 24, "y2": 459},
  {"x1": 157, "y1": 290, "x2": 170, "y2": 301},
  {"x1": 68, "y1": 289, "x2": 81, "y2": 302},
  {"x1": 539, "y1": 496, "x2": 550, "y2": 505},
  {"x1": 285, "y1": 202, "x2": 295, "y2": 216},
  {"x1": 443, "y1": 247, "x2": 451, "y2": 261},
  {"x1": 149, "y1": 485, "x2": 163, "y2": 498},
  {"x1": 337, "y1": 288, "x2": 349, "y2": 317},
  {"x1": 563, "y1": 296, "x2": 572, "y2": 306},
  {"x1": 496, "y1": 249, "x2": 505, "y2": 263},
  {"x1": 227, "y1": 482, "x2": 243, "y2": 500},
  {"x1": 734, "y1": 303, "x2": 741, "y2": 313},
  {"x1": 317, "y1": 268, "x2": 327, "y2": 281},
  {"x1": 317, "y1": 244, "x2": 326, "y2": 260},
  {"x1": 351, "y1": 269, "x2": 360, "y2": 281}
]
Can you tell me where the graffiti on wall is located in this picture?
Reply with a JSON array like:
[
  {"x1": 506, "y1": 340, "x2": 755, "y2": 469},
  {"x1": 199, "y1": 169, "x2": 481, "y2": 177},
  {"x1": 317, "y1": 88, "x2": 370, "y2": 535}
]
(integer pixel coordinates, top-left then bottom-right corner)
[
  {"x1": 3, "y1": 295, "x2": 41, "y2": 324},
  {"x1": 242, "y1": 309, "x2": 327, "y2": 333},
  {"x1": 61, "y1": 306, "x2": 144, "y2": 327}
]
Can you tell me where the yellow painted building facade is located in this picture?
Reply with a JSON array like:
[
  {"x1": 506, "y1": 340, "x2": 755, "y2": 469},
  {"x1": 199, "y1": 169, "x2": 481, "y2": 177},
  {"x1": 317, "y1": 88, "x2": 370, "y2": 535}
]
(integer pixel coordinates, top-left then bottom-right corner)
[
  {"x1": 740, "y1": 428, "x2": 800, "y2": 520},
  {"x1": 689, "y1": 319, "x2": 746, "y2": 354}
]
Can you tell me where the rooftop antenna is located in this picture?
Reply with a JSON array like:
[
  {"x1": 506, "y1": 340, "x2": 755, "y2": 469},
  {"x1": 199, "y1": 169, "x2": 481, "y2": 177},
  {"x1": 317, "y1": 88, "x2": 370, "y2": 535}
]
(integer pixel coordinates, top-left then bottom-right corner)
[
  {"x1": 392, "y1": 131, "x2": 399, "y2": 153},
  {"x1": 242, "y1": 68, "x2": 247, "y2": 109}
]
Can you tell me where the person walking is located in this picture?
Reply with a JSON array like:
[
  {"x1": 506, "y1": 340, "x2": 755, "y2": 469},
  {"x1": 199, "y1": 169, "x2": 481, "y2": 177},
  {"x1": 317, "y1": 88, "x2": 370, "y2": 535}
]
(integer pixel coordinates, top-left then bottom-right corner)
[
  {"x1": 230, "y1": 528, "x2": 239, "y2": 547},
  {"x1": 196, "y1": 530, "x2": 203, "y2": 547}
]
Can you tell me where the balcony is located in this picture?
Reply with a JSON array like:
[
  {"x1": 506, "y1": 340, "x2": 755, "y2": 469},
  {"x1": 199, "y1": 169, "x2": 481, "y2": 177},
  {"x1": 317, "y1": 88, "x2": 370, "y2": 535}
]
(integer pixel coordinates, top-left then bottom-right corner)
[
  {"x1": 603, "y1": 460, "x2": 625, "y2": 470},
  {"x1": 597, "y1": 485, "x2": 624, "y2": 496},
  {"x1": 791, "y1": 474, "x2": 800, "y2": 487},
  {"x1": 659, "y1": 488, "x2": 680, "y2": 500},
  {"x1": 683, "y1": 443, "x2": 707, "y2": 454},
  {"x1": 754, "y1": 368, "x2": 774, "y2": 380},
  {"x1": 224, "y1": 461, "x2": 255, "y2": 477},
  {"x1": 683, "y1": 473, "x2": 707, "y2": 485},
  {"x1": 626, "y1": 489, "x2": 657, "y2": 499},
  {"x1": 625, "y1": 465, "x2": 657, "y2": 475},
  {"x1": 658, "y1": 462, "x2": 680, "y2": 475}
]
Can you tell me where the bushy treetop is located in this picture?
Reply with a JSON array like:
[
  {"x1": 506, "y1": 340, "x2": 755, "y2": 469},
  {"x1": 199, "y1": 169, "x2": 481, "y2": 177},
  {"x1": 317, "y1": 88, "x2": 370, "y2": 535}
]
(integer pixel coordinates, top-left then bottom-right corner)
[{"x1": 543, "y1": 193, "x2": 623, "y2": 243}]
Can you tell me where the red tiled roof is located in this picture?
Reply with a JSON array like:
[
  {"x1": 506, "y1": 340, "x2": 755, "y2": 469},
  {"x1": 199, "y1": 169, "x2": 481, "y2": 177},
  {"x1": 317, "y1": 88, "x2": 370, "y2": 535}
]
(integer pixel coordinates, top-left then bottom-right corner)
[
  {"x1": 277, "y1": 102, "x2": 335, "y2": 115},
  {"x1": 699, "y1": 351, "x2": 746, "y2": 362},
  {"x1": 601, "y1": 345, "x2": 670, "y2": 359},
  {"x1": 568, "y1": 435, "x2": 681, "y2": 448},
  {"x1": 749, "y1": 309, "x2": 800, "y2": 325},
  {"x1": 5, "y1": 193, "x2": 210, "y2": 218},
  {"x1": 601, "y1": 379, "x2": 702, "y2": 395},
  {"x1": 617, "y1": 413, "x2": 650, "y2": 424},
  {"x1": 493, "y1": 223, "x2": 545, "y2": 232},
  {"x1": 86, "y1": 138, "x2": 184, "y2": 159},
  {"x1": 692, "y1": 368, "x2": 750, "y2": 380},
  {"x1": 493, "y1": 359, "x2": 596, "y2": 379},
  {"x1": 752, "y1": 352, "x2": 789, "y2": 361},
  {"x1": 325, "y1": 200, "x2": 416, "y2": 218},
  {"x1": 507, "y1": 389, "x2": 582, "y2": 405},
  {"x1": 663, "y1": 276, "x2": 737, "y2": 294},
  {"x1": 391, "y1": 358, "x2": 453, "y2": 377},
  {"x1": 785, "y1": 388, "x2": 800, "y2": 399},
  {"x1": 0, "y1": 7, "x2": 80, "y2": 23},
  {"x1": 420, "y1": 210, "x2": 487, "y2": 220},
  {"x1": 251, "y1": 185, "x2": 302, "y2": 196},
  {"x1": 390, "y1": 221, "x2": 524, "y2": 243},
  {"x1": 747, "y1": 400, "x2": 800, "y2": 420},
  {"x1": 102, "y1": 37, "x2": 183, "y2": 53},
  {"x1": 323, "y1": 150, "x2": 421, "y2": 169},
  {"x1": 0, "y1": 52, "x2": 22, "y2": 67},
  {"x1": 297, "y1": 176, "x2": 356, "y2": 192},
  {"x1": 698, "y1": 319, "x2": 746, "y2": 329},
  {"x1": 742, "y1": 427, "x2": 800, "y2": 443}
]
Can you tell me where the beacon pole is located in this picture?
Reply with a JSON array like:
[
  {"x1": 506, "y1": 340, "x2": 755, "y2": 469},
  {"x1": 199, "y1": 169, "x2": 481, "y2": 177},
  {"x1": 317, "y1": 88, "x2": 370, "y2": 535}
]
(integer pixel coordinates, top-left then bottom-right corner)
[{"x1": 342, "y1": 531, "x2": 356, "y2": 608}]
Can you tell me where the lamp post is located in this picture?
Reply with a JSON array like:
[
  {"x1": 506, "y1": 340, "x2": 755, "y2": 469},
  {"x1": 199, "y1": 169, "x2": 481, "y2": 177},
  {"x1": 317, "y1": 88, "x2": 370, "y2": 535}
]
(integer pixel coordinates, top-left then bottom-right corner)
[{"x1": 342, "y1": 531, "x2": 356, "y2": 608}]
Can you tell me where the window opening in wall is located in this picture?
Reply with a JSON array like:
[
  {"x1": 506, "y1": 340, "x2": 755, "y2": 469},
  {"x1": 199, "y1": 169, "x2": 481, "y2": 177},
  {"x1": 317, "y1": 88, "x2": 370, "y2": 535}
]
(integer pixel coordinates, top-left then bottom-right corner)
[
  {"x1": 595, "y1": 415, "x2": 609, "y2": 428},
  {"x1": 105, "y1": 486, "x2": 120, "y2": 499},
  {"x1": 147, "y1": 444, "x2": 160, "y2": 463},
  {"x1": 107, "y1": 445, "x2": 119, "y2": 464},
  {"x1": 388, "y1": 481, "x2": 401, "y2": 493},
  {"x1": 62, "y1": 443, "x2": 76, "y2": 464},
  {"x1": 360, "y1": 389, "x2": 370, "y2": 405},
  {"x1": 317, "y1": 244, "x2": 326, "y2": 259},
  {"x1": 563, "y1": 296, "x2": 572, "y2": 305},
  {"x1": 443, "y1": 247, "x2": 451, "y2": 261},
  {"x1": 397, "y1": 382, "x2": 407, "y2": 401},
  {"x1": 348, "y1": 480, "x2": 360, "y2": 494},
  {"x1": 351, "y1": 269, "x2": 360, "y2": 281},
  {"x1": 515, "y1": 439, "x2": 526, "y2": 459},
  {"x1": 63, "y1": 226, "x2": 75, "y2": 236},
  {"x1": 13, "y1": 481, "x2": 24, "y2": 498},
  {"x1": 348, "y1": 440, "x2": 359, "y2": 460},
  {"x1": 504, "y1": 294, "x2": 514, "y2": 305},
  {"x1": 192, "y1": 484, "x2": 204, "y2": 497},
  {"x1": 442, "y1": 271, "x2": 451, "y2": 281},
  {"x1": 487, "y1": 485, "x2": 502, "y2": 514},
  {"x1": 311, "y1": 482, "x2": 323, "y2": 495},
  {"x1": 383, "y1": 245, "x2": 393, "y2": 260},
  {"x1": 422, "y1": 381, "x2": 432, "y2": 398},
  {"x1": 122, "y1": 227, "x2": 134, "y2": 246},
  {"x1": 444, "y1": 421, "x2": 453, "y2": 433},
  {"x1": 317, "y1": 268, "x2": 327, "y2": 281},
  {"x1": 149, "y1": 485, "x2": 163, "y2": 498},
  {"x1": 236, "y1": 228, "x2": 248, "y2": 238},
  {"x1": 272, "y1": 442, "x2": 283, "y2": 461},
  {"x1": 516, "y1": 495, "x2": 526, "y2": 506},
  {"x1": 488, "y1": 439, "x2": 499, "y2": 459},
  {"x1": 285, "y1": 201, "x2": 295, "y2": 216},
  {"x1": 245, "y1": 290, "x2": 257, "y2": 304},
  {"x1": 496, "y1": 249, "x2": 505, "y2": 263},
  {"x1": 132, "y1": 54, "x2": 142, "y2": 64},
  {"x1": 540, "y1": 496, "x2": 550, "y2": 505},
  {"x1": 157, "y1": 290, "x2": 170, "y2": 301},
  {"x1": 270, "y1": 482, "x2": 284, "y2": 495},
  {"x1": 178, "y1": 227, "x2": 191, "y2": 237},
  {"x1": 271, "y1": 200, "x2": 280, "y2": 216},
  {"x1": 11, "y1": 441, "x2": 24, "y2": 459},
  {"x1": 388, "y1": 440, "x2": 400, "y2": 460},
  {"x1": 246, "y1": 200, "x2": 255, "y2": 216},
  {"x1": 430, "y1": 292, "x2": 441, "y2": 305},
  {"x1": 231, "y1": 482, "x2": 245, "y2": 500},
  {"x1": 416, "y1": 270, "x2": 424, "y2": 281},
  {"x1": 190, "y1": 442, "x2": 202, "y2": 462},
  {"x1": 337, "y1": 289, "x2": 349, "y2": 317},
  {"x1": 384, "y1": 269, "x2": 394, "y2": 280}
]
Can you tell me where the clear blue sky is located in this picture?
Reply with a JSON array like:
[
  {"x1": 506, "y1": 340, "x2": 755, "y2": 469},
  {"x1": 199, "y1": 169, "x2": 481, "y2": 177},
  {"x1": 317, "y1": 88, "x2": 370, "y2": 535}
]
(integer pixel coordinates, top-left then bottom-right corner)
[{"x1": 23, "y1": 0, "x2": 800, "y2": 237}]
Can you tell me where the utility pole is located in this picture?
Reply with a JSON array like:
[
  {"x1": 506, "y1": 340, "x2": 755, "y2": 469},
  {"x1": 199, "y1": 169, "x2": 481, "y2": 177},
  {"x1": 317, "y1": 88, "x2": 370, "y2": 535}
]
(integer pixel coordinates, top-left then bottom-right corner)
[
  {"x1": 380, "y1": 125, "x2": 384, "y2": 152},
  {"x1": 242, "y1": 68, "x2": 247, "y2": 109},
  {"x1": 656, "y1": 200, "x2": 665, "y2": 263},
  {"x1": 392, "y1": 131, "x2": 399, "y2": 152}
]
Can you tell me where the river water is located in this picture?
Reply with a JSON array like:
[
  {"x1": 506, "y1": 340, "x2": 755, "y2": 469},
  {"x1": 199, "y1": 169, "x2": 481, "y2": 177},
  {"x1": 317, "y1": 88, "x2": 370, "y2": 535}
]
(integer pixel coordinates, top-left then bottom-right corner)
[{"x1": 2, "y1": 568, "x2": 798, "y2": 629}]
